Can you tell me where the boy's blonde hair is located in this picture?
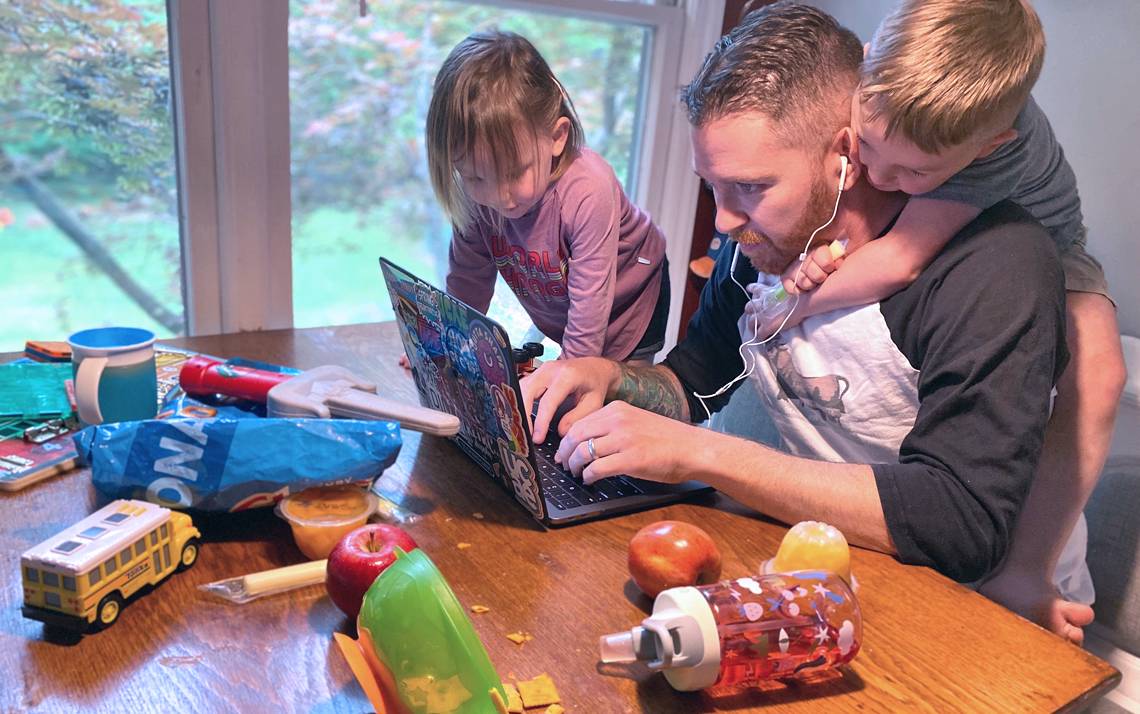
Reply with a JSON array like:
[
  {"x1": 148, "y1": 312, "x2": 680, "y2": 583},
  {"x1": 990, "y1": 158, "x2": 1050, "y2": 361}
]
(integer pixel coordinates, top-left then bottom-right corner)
[
  {"x1": 426, "y1": 30, "x2": 584, "y2": 234},
  {"x1": 860, "y1": 0, "x2": 1045, "y2": 153}
]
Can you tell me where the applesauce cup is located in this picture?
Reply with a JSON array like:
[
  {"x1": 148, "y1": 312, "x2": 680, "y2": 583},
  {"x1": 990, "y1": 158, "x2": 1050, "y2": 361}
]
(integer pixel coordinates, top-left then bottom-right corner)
[{"x1": 276, "y1": 485, "x2": 379, "y2": 560}]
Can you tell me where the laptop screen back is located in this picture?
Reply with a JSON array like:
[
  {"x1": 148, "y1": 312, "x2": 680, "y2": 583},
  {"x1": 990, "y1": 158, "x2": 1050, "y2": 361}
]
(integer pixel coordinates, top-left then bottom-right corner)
[{"x1": 380, "y1": 258, "x2": 547, "y2": 521}]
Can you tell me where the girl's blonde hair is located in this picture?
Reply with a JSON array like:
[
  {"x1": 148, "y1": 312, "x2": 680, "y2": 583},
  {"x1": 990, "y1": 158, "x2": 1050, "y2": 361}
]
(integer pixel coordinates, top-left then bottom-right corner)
[{"x1": 426, "y1": 30, "x2": 585, "y2": 234}]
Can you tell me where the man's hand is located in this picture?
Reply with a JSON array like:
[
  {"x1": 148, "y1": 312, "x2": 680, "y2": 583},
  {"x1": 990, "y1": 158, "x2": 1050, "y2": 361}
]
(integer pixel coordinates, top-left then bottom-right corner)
[
  {"x1": 554, "y1": 401, "x2": 702, "y2": 485},
  {"x1": 520, "y1": 357, "x2": 621, "y2": 443},
  {"x1": 782, "y1": 240, "x2": 846, "y2": 293}
]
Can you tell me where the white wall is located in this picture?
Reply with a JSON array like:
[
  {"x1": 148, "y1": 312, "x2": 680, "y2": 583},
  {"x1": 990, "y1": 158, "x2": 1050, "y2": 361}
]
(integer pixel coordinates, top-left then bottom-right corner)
[{"x1": 810, "y1": 0, "x2": 1140, "y2": 337}]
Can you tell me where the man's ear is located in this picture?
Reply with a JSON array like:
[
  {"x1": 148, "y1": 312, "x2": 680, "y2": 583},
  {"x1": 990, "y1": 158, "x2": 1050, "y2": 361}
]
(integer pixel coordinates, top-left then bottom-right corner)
[
  {"x1": 976, "y1": 128, "x2": 1018, "y2": 159},
  {"x1": 550, "y1": 116, "x2": 572, "y2": 158},
  {"x1": 830, "y1": 127, "x2": 860, "y2": 191}
]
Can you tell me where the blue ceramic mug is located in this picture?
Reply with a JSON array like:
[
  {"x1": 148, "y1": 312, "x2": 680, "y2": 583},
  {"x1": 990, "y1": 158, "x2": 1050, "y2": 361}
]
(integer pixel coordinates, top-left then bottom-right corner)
[{"x1": 68, "y1": 327, "x2": 158, "y2": 425}]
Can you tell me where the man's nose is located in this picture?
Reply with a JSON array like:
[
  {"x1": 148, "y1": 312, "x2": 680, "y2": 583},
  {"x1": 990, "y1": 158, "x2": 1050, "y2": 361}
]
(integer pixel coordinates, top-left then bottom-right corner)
[{"x1": 713, "y1": 199, "x2": 747, "y2": 235}]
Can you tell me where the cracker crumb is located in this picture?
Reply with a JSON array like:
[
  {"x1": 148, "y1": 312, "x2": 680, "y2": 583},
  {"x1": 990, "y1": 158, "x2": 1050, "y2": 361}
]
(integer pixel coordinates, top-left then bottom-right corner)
[
  {"x1": 489, "y1": 687, "x2": 509, "y2": 714},
  {"x1": 470, "y1": 604, "x2": 491, "y2": 614},
  {"x1": 517, "y1": 673, "x2": 560, "y2": 708},
  {"x1": 502, "y1": 682, "x2": 525, "y2": 713},
  {"x1": 505, "y1": 631, "x2": 533, "y2": 645},
  {"x1": 457, "y1": 542, "x2": 472, "y2": 549},
  {"x1": 473, "y1": 512, "x2": 485, "y2": 520},
  {"x1": 544, "y1": 705, "x2": 565, "y2": 714}
]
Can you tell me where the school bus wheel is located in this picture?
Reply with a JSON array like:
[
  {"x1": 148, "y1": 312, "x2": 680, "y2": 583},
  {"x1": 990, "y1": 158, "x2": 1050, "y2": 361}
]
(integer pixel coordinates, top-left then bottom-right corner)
[
  {"x1": 94, "y1": 593, "x2": 124, "y2": 630},
  {"x1": 177, "y1": 538, "x2": 201, "y2": 571}
]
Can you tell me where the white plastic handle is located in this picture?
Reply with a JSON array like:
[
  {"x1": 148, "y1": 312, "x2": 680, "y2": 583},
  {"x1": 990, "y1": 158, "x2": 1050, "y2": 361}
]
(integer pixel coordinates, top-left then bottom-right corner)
[
  {"x1": 75, "y1": 356, "x2": 108, "y2": 425},
  {"x1": 327, "y1": 389, "x2": 461, "y2": 436}
]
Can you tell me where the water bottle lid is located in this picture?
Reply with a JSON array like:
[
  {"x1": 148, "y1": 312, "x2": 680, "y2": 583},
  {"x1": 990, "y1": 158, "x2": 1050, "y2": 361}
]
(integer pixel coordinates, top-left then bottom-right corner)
[
  {"x1": 651, "y1": 586, "x2": 722, "y2": 691},
  {"x1": 598, "y1": 630, "x2": 642, "y2": 664}
]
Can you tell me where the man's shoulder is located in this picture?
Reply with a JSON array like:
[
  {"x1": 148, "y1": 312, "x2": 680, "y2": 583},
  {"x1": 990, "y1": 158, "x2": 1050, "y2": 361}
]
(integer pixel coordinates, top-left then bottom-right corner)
[
  {"x1": 881, "y1": 200, "x2": 1064, "y2": 352},
  {"x1": 939, "y1": 200, "x2": 1060, "y2": 276}
]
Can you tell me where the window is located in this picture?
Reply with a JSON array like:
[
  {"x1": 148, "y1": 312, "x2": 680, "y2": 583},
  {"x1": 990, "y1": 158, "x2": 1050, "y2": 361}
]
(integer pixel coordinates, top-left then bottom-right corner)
[
  {"x1": 25, "y1": 567, "x2": 38, "y2": 583},
  {"x1": 135, "y1": 539, "x2": 146, "y2": 557},
  {"x1": 88, "y1": 568, "x2": 102, "y2": 588},
  {"x1": 162, "y1": 544, "x2": 170, "y2": 570},
  {"x1": 62, "y1": 576, "x2": 76, "y2": 592},
  {"x1": 79, "y1": 526, "x2": 107, "y2": 539},
  {"x1": 45, "y1": 592, "x2": 61, "y2": 608},
  {"x1": 287, "y1": 1, "x2": 656, "y2": 352},
  {"x1": 120, "y1": 548, "x2": 133, "y2": 567},
  {"x1": 153, "y1": 550, "x2": 161, "y2": 573},
  {"x1": 160, "y1": 523, "x2": 168, "y2": 539},
  {"x1": 42, "y1": 571, "x2": 59, "y2": 588},
  {"x1": 104, "y1": 513, "x2": 131, "y2": 524},
  {"x1": 7, "y1": 2, "x2": 715, "y2": 352},
  {"x1": 0, "y1": 0, "x2": 184, "y2": 352},
  {"x1": 104, "y1": 558, "x2": 117, "y2": 576},
  {"x1": 53, "y1": 540, "x2": 83, "y2": 554},
  {"x1": 150, "y1": 530, "x2": 158, "y2": 546}
]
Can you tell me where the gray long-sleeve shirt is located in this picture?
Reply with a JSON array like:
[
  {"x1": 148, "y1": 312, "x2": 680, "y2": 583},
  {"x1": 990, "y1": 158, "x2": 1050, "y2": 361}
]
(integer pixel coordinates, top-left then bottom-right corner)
[{"x1": 446, "y1": 148, "x2": 666, "y2": 360}]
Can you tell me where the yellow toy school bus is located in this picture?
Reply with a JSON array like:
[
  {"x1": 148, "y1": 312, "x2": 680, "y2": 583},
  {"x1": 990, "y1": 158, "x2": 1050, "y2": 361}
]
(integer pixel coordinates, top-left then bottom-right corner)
[{"x1": 21, "y1": 499, "x2": 200, "y2": 631}]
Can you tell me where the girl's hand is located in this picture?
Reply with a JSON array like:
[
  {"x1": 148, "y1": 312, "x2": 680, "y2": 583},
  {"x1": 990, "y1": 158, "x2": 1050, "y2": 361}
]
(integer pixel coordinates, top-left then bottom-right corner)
[
  {"x1": 782, "y1": 241, "x2": 846, "y2": 293},
  {"x1": 397, "y1": 354, "x2": 411, "y2": 370}
]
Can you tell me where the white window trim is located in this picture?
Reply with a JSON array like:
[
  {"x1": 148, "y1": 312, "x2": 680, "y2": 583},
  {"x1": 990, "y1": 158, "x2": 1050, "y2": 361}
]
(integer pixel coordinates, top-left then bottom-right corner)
[
  {"x1": 171, "y1": 0, "x2": 293, "y2": 336},
  {"x1": 647, "y1": 0, "x2": 725, "y2": 355},
  {"x1": 171, "y1": 0, "x2": 723, "y2": 343}
]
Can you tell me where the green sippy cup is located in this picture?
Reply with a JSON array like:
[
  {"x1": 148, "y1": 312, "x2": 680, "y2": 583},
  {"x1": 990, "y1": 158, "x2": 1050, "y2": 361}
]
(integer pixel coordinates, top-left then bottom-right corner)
[{"x1": 355, "y1": 547, "x2": 507, "y2": 713}]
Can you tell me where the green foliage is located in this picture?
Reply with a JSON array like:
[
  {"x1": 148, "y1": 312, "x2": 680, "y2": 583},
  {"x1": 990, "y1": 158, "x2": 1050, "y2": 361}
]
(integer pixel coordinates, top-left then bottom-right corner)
[
  {"x1": 287, "y1": 0, "x2": 646, "y2": 215},
  {"x1": 0, "y1": 0, "x2": 647, "y2": 349},
  {"x1": 0, "y1": 0, "x2": 174, "y2": 195}
]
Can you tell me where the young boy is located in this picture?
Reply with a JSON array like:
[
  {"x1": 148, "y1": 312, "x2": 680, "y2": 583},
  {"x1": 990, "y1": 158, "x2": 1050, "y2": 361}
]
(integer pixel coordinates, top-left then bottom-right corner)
[{"x1": 778, "y1": 0, "x2": 1126, "y2": 644}]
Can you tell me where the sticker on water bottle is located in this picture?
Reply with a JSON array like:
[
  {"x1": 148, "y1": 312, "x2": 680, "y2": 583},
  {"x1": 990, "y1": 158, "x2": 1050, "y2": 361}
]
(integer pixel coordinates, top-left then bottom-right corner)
[{"x1": 742, "y1": 602, "x2": 764, "y2": 621}]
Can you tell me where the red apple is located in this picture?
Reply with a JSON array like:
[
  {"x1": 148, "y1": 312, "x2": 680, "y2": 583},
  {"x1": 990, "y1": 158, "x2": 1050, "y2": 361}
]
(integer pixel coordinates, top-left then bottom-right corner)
[
  {"x1": 326, "y1": 524, "x2": 418, "y2": 620},
  {"x1": 628, "y1": 520, "x2": 722, "y2": 598}
]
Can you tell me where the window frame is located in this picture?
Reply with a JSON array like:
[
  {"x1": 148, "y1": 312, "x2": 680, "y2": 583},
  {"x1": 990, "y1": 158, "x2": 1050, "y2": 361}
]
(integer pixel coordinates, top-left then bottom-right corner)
[{"x1": 169, "y1": 0, "x2": 723, "y2": 354}]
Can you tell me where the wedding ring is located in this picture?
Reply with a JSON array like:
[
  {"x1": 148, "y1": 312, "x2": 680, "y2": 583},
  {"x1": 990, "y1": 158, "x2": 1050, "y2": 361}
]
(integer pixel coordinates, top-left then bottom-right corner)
[{"x1": 586, "y1": 437, "x2": 598, "y2": 461}]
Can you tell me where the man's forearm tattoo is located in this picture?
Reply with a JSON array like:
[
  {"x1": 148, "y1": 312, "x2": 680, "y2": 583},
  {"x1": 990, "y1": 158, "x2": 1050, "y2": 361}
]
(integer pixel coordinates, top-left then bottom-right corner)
[{"x1": 613, "y1": 364, "x2": 686, "y2": 420}]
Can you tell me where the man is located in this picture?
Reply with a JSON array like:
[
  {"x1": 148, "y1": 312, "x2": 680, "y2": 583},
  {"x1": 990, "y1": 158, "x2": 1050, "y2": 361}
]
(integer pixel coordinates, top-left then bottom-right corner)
[{"x1": 521, "y1": 2, "x2": 1068, "y2": 585}]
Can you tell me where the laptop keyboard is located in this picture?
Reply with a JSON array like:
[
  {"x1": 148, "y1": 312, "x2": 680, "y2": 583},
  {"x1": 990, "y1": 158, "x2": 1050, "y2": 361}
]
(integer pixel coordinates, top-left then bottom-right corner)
[{"x1": 532, "y1": 426, "x2": 643, "y2": 511}]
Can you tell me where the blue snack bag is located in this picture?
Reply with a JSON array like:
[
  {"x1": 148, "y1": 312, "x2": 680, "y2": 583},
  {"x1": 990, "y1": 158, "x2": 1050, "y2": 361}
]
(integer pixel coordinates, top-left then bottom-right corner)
[{"x1": 76, "y1": 418, "x2": 402, "y2": 511}]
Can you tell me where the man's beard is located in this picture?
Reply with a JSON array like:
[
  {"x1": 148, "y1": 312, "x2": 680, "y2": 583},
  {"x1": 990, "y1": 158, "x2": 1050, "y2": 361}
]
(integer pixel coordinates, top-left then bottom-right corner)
[{"x1": 732, "y1": 173, "x2": 832, "y2": 275}]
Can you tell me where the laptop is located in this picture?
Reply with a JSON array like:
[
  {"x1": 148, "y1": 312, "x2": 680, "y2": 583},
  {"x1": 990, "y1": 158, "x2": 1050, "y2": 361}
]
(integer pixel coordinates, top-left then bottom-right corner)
[{"x1": 379, "y1": 257, "x2": 710, "y2": 526}]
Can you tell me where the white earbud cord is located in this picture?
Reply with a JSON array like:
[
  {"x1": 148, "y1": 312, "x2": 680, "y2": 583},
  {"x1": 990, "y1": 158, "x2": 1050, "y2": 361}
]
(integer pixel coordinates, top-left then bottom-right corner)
[{"x1": 694, "y1": 162, "x2": 848, "y2": 423}]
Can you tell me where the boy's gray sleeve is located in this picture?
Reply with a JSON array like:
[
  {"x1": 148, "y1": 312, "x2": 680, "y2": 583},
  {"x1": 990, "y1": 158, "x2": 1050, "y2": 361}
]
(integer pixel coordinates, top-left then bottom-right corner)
[{"x1": 919, "y1": 140, "x2": 1031, "y2": 209}]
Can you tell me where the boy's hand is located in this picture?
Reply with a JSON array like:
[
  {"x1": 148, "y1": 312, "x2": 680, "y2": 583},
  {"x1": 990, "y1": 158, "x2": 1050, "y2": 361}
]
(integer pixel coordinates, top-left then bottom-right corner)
[
  {"x1": 397, "y1": 354, "x2": 411, "y2": 370},
  {"x1": 782, "y1": 240, "x2": 846, "y2": 293}
]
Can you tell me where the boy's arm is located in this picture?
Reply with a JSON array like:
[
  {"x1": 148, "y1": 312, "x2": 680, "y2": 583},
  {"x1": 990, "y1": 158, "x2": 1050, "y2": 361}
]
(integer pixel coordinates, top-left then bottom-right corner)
[{"x1": 780, "y1": 198, "x2": 980, "y2": 327}]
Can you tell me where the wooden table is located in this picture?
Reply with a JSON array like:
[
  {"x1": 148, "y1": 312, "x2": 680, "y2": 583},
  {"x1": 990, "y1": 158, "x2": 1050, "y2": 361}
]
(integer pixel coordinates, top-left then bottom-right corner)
[{"x1": 1, "y1": 323, "x2": 1120, "y2": 713}]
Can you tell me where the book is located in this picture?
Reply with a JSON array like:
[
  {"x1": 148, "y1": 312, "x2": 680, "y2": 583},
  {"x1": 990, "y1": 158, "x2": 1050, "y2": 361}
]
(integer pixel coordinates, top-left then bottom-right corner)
[{"x1": 0, "y1": 422, "x2": 79, "y2": 491}]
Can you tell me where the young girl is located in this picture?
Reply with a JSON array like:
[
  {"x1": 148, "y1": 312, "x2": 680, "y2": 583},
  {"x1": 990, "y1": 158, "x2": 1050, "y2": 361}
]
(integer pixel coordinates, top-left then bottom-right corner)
[{"x1": 425, "y1": 30, "x2": 669, "y2": 362}]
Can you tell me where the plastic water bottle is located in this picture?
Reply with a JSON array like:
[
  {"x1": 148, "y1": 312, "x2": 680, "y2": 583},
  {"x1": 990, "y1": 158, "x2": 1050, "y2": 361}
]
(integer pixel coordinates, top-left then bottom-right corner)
[
  {"x1": 599, "y1": 571, "x2": 861, "y2": 691},
  {"x1": 748, "y1": 276, "x2": 793, "y2": 327}
]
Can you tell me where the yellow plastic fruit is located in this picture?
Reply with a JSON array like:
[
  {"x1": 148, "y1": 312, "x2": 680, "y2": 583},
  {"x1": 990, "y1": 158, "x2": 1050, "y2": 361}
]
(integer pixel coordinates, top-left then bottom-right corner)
[{"x1": 771, "y1": 521, "x2": 851, "y2": 583}]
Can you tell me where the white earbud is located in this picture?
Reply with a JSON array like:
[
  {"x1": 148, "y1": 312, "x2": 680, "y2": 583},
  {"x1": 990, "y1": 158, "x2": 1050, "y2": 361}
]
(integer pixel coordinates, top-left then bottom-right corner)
[{"x1": 694, "y1": 153, "x2": 853, "y2": 422}]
